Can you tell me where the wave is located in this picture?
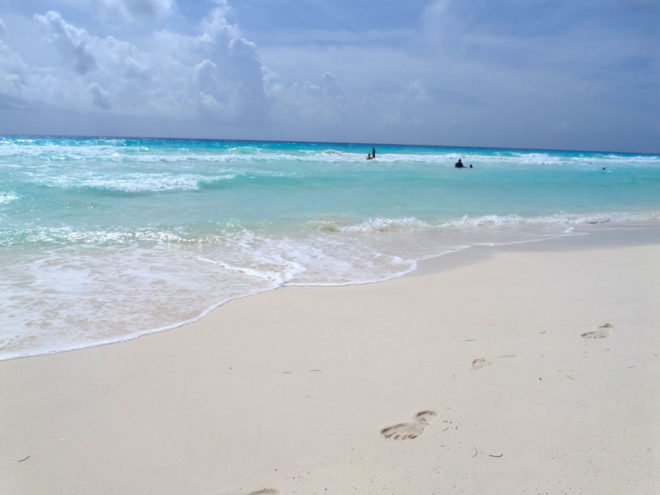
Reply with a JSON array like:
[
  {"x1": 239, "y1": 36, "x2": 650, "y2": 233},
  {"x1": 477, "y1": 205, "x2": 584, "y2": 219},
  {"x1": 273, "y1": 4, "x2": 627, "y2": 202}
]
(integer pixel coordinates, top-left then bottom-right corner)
[
  {"x1": 308, "y1": 211, "x2": 660, "y2": 236},
  {"x1": 78, "y1": 174, "x2": 224, "y2": 192},
  {"x1": 314, "y1": 216, "x2": 431, "y2": 233},
  {"x1": 4, "y1": 210, "x2": 659, "y2": 248},
  {"x1": 0, "y1": 226, "x2": 198, "y2": 247},
  {"x1": 0, "y1": 192, "x2": 20, "y2": 205},
  {"x1": 27, "y1": 172, "x2": 270, "y2": 193},
  {"x1": 22, "y1": 167, "x2": 299, "y2": 193},
  {"x1": 3, "y1": 138, "x2": 659, "y2": 169},
  {"x1": 437, "y1": 211, "x2": 660, "y2": 228}
]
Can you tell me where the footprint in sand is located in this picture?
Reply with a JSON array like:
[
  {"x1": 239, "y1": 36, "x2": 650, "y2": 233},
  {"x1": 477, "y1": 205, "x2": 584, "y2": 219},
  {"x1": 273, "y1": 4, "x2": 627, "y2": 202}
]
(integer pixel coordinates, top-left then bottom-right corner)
[
  {"x1": 472, "y1": 357, "x2": 492, "y2": 369},
  {"x1": 471, "y1": 354, "x2": 516, "y2": 370},
  {"x1": 223, "y1": 488, "x2": 278, "y2": 495},
  {"x1": 381, "y1": 410, "x2": 438, "y2": 440},
  {"x1": 581, "y1": 323, "x2": 613, "y2": 339}
]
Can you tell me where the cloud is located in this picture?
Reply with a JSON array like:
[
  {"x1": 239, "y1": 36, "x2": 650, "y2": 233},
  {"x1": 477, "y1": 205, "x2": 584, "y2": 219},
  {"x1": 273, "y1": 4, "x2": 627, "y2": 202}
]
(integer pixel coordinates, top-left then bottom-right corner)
[
  {"x1": 89, "y1": 82, "x2": 111, "y2": 108},
  {"x1": 154, "y1": 5, "x2": 268, "y2": 123},
  {"x1": 262, "y1": 66, "x2": 283, "y2": 97},
  {"x1": 91, "y1": 0, "x2": 176, "y2": 21},
  {"x1": 1, "y1": 0, "x2": 657, "y2": 151},
  {"x1": 405, "y1": 80, "x2": 429, "y2": 102},
  {"x1": 202, "y1": 0, "x2": 238, "y2": 38},
  {"x1": 6, "y1": 3, "x2": 421, "y2": 140},
  {"x1": 0, "y1": 18, "x2": 6, "y2": 37},
  {"x1": 99, "y1": 36, "x2": 152, "y2": 81},
  {"x1": 35, "y1": 11, "x2": 97, "y2": 74},
  {"x1": 13, "y1": 6, "x2": 269, "y2": 126},
  {"x1": 322, "y1": 72, "x2": 344, "y2": 99},
  {"x1": 0, "y1": 34, "x2": 30, "y2": 109}
]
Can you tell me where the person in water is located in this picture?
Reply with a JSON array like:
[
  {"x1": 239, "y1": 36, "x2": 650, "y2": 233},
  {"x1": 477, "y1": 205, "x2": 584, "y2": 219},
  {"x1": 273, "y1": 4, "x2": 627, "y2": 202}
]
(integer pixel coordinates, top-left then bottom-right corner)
[
  {"x1": 367, "y1": 152, "x2": 373, "y2": 160},
  {"x1": 372, "y1": 147, "x2": 376, "y2": 158},
  {"x1": 455, "y1": 158, "x2": 465, "y2": 168}
]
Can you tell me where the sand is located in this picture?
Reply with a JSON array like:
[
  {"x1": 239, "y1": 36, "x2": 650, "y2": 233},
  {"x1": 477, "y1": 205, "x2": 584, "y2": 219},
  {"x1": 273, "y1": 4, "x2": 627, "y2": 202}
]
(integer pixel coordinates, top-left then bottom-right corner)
[{"x1": 1, "y1": 229, "x2": 659, "y2": 494}]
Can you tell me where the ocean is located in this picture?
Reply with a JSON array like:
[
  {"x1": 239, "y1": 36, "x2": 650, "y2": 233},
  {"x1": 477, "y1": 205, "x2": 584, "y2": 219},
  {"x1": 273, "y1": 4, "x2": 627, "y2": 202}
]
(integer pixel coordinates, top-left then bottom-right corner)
[{"x1": 2, "y1": 136, "x2": 659, "y2": 360}]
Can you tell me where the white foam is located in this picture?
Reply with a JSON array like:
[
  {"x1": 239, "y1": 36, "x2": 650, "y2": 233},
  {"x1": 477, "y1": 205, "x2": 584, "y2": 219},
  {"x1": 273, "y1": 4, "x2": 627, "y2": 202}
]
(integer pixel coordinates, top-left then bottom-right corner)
[
  {"x1": 3, "y1": 138, "x2": 659, "y2": 171},
  {"x1": 338, "y1": 217, "x2": 431, "y2": 233},
  {"x1": 32, "y1": 172, "x2": 239, "y2": 192},
  {"x1": 0, "y1": 191, "x2": 20, "y2": 205},
  {"x1": 438, "y1": 212, "x2": 660, "y2": 229},
  {"x1": 311, "y1": 212, "x2": 660, "y2": 237},
  {"x1": 3, "y1": 211, "x2": 660, "y2": 361},
  {"x1": 0, "y1": 226, "x2": 422, "y2": 360}
]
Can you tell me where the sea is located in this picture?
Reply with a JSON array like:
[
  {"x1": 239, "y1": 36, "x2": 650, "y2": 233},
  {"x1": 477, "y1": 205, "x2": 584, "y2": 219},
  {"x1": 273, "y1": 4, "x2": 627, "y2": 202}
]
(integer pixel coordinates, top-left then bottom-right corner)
[{"x1": 2, "y1": 136, "x2": 660, "y2": 360}]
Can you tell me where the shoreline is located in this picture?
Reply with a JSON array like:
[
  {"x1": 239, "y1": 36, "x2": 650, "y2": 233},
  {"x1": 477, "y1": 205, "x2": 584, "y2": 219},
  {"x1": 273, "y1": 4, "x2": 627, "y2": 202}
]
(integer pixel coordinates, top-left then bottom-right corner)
[
  {"x1": 4, "y1": 222, "x2": 660, "y2": 363},
  {"x1": 2, "y1": 226, "x2": 659, "y2": 493},
  {"x1": 415, "y1": 222, "x2": 660, "y2": 277}
]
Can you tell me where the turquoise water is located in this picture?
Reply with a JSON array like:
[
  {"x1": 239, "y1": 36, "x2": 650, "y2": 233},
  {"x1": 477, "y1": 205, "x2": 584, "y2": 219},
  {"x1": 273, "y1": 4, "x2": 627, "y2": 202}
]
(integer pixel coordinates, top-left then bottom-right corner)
[{"x1": 2, "y1": 136, "x2": 660, "y2": 359}]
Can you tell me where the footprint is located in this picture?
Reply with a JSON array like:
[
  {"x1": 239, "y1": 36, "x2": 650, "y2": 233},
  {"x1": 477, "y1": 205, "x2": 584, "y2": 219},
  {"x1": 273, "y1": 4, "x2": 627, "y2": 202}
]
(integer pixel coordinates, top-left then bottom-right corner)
[
  {"x1": 581, "y1": 323, "x2": 613, "y2": 339},
  {"x1": 471, "y1": 354, "x2": 517, "y2": 370},
  {"x1": 381, "y1": 410, "x2": 438, "y2": 440},
  {"x1": 471, "y1": 357, "x2": 492, "y2": 369},
  {"x1": 222, "y1": 488, "x2": 278, "y2": 495}
]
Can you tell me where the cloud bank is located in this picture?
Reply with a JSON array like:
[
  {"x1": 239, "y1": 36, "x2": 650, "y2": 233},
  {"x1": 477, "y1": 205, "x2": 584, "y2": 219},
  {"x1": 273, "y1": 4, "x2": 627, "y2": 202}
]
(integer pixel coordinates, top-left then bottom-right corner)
[{"x1": 0, "y1": 0, "x2": 658, "y2": 152}]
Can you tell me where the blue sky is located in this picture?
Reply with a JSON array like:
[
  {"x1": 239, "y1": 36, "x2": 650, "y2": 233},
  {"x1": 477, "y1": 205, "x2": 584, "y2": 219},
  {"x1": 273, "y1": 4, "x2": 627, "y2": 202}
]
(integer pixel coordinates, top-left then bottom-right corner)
[{"x1": 0, "y1": 0, "x2": 658, "y2": 152}]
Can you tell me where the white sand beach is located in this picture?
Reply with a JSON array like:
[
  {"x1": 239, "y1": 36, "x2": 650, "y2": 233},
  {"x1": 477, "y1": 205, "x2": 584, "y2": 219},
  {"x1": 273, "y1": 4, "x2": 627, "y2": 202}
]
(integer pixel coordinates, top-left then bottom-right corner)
[{"x1": 1, "y1": 230, "x2": 659, "y2": 494}]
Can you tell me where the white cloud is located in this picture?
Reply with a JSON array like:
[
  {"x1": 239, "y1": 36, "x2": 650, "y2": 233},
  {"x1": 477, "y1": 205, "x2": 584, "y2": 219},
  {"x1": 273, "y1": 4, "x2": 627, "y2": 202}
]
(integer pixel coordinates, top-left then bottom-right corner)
[
  {"x1": 91, "y1": 0, "x2": 176, "y2": 21},
  {"x1": 322, "y1": 72, "x2": 344, "y2": 99},
  {"x1": 405, "y1": 80, "x2": 430, "y2": 102},
  {"x1": 13, "y1": 6, "x2": 269, "y2": 124},
  {"x1": 201, "y1": 1, "x2": 238, "y2": 39},
  {"x1": 35, "y1": 11, "x2": 97, "y2": 74},
  {"x1": 262, "y1": 66, "x2": 283, "y2": 97},
  {"x1": 0, "y1": 18, "x2": 6, "y2": 37},
  {"x1": 89, "y1": 82, "x2": 111, "y2": 108},
  {"x1": 193, "y1": 59, "x2": 218, "y2": 94},
  {"x1": 99, "y1": 35, "x2": 152, "y2": 81},
  {"x1": 423, "y1": 0, "x2": 450, "y2": 23},
  {"x1": 5, "y1": 4, "x2": 397, "y2": 139},
  {"x1": 0, "y1": 34, "x2": 32, "y2": 109},
  {"x1": 154, "y1": 5, "x2": 269, "y2": 123}
]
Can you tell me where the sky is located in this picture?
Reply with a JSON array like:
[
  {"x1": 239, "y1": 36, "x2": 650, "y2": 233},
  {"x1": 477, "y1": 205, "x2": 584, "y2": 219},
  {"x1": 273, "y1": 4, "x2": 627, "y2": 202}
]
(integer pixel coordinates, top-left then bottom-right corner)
[{"x1": 0, "y1": 0, "x2": 658, "y2": 152}]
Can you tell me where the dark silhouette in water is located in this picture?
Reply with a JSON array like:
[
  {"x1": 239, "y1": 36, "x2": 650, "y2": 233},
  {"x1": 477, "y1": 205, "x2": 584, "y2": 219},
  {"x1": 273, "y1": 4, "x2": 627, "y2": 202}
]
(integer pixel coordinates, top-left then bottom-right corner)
[
  {"x1": 372, "y1": 147, "x2": 376, "y2": 158},
  {"x1": 455, "y1": 158, "x2": 465, "y2": 168}
]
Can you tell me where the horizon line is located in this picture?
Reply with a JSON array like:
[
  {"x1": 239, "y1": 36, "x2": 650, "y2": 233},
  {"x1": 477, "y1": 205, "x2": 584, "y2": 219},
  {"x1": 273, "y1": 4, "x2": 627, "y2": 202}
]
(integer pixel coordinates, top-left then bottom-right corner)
[{"x1": 1, "y1": 132, "x2": 657, "y2": 156}]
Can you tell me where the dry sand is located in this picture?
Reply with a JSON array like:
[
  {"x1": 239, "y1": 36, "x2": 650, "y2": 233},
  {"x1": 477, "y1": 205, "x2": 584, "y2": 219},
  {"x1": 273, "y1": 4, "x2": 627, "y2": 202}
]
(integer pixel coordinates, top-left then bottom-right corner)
[{"x1": 1, "y1": 231, "x2": 659, "y2": 494}]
